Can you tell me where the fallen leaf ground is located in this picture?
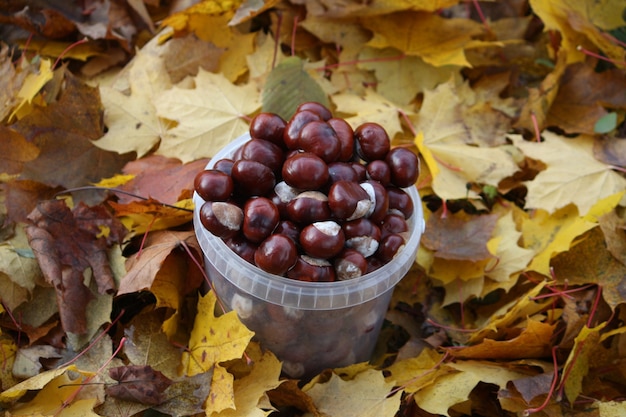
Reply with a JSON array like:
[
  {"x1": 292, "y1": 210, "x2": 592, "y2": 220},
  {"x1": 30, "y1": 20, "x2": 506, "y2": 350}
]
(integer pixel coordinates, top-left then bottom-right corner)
[{"x1": 1, "y1": 0, "x2": 626, "y2": 416}]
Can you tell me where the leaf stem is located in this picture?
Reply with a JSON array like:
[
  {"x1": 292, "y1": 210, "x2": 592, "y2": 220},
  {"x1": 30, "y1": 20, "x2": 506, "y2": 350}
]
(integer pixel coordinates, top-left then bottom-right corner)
[
  {"x1": 576, "y1": 45, "x2": 626, "y2": 67},
  {"x1": 523, "y1": 345, "x2": 560, "y2": 415},
  {"x1": 56, "y1": 186, "x2": 194, "y2": 212}
]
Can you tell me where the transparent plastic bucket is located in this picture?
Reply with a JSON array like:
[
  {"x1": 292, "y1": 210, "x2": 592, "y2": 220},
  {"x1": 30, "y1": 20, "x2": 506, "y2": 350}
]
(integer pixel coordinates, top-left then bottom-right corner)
[{"x1": 193, "y1": 133, "x2": 425, "y2": 378}]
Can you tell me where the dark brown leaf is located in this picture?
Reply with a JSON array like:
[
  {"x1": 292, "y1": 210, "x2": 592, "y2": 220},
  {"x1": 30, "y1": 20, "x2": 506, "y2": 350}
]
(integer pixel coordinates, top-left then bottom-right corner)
[
  {"x1": 13, "y1": 70, "x2": 134, "y2": 189},
  {"x1": 106, "y1": 365, "x2": 173, "y2": 405},
  {"x1": 25, "y1": 199, "x2": 126, "y2": 334},
  {"x1": 421, "y1": 209, "x2": 498, "y2": 261},
  {"x1": 118, "y1": 155, "x2": 209, "y2": 204},
  {"x1": 0, "y1": 126, "x2": 39, "y2": 175}
]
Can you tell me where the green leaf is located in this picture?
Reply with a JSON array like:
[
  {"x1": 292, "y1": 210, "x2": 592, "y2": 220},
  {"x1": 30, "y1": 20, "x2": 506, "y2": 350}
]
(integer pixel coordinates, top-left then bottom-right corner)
[
  {"x1": 594, "y1": 112, "x2": 617, "y2": 134},
  {"x1": 262, "y1": 56, "x2": 329, "y2": 120}
]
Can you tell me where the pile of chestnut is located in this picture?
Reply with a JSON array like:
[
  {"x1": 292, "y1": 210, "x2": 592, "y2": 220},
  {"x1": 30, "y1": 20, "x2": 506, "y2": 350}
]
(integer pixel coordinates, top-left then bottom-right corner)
[{"x1": 194, "y1": 102, "x2": 419, "y2": 282}]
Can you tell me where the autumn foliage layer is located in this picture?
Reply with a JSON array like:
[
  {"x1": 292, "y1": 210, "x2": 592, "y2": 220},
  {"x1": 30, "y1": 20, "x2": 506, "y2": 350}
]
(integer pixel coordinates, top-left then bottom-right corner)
[{"x1": 1, "y1": 0, "x2": 626, "y2": 416}]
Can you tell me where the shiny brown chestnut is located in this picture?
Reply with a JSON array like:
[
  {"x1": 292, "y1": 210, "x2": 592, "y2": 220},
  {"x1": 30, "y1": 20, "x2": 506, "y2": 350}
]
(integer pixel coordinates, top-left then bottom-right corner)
[
  {"x1": 334, "y1": 249, "x2": 368, "y2": 280},
  {"x1": 376, "y1": 233, "x2": 405, "y2": 262},
  {"x1": 213, "y1": 158, "x2": 234, "y2": 176},
  {"x1": 199, "y1": 201, "x2": 243, "y2": 239},
  {"x1": 387, "y1": 186, "x2": 414, "y2": 220},
  {"x1": 343, "y1": 217, "x2": 381, "y2": 257},
  {"x1": 328, "y1": 180, "x2": 372, "y2": 221},
  {"x1": 231, "y1": 159, "x2": 276, "y2": 196},
  {"x1": 282, "y1": 152, "x2": 329, "y2": 190},
  {"x1": 286, "y1": 191, "x2": 331, "y2": 224},
  {"x1": 287, "y1": 255, "x2": 336, "y2": 282},
  {"x1": 273, "y1": 219, "x2": 301, "y2": 244},
  {"x1": 385, "y1": 147, "x2": 419, "y2": 188},
  {"x1": 249, "y1": 112, "x2": 287, "y2": 146},
  {"x1": 366, "y1": 159, "x2": 391, "y2": 186},
  {"x1": 298, "y1": 120, "x2": 341, "y2": 163},
  {"x1": 354, "y1": 122, "x2": 390, "y2": 161},
  {"x1": 240, "y1": 138, "x2": 285, "y2": 174},
  {"x1": 284, "y1": 110, "x2": 322, "y2": 149},
  {"x1": 242, "y1": 197, "x2": 280, "y2": 243},
  {"x1": 327, "y1": 162, "x2": 359, "y2": 184},
  {"x1": 327, "y1": 118, "x2": 355, "y2": 162},
  {"x1": 194, "y1": 169, "x2": 234, "y2": 202},
  {"x1": 296, "y1": 102, "x2": 332, "y2": 121},
  {"x1": 359, "y1": 180, "x2": 389, "y2": 224},
  {"x1": 224, "y1": 233, "x2": 258, "y2": 264},
  {"x1": 254, "y1": 234, "x2": 298, "y2": 275},
  {"x1": 380, "y1": 213, "x2": 409, "y2": 239},
  {"x1": 299, "y1": 221, "x2": 345, "y2": 259}
]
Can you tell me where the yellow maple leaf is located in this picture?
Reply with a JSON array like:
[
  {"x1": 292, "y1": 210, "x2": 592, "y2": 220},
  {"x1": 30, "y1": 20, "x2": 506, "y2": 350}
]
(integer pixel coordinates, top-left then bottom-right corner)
[
  {"x1": 95, "y1": 51, "x2": 172, "y2": 157},
  {"x1": 511, "y1": 132, "x2": 626, "y2": 215},
  {"x1": 182, "y1": 291, "x2": 254, "y2": 413},
  {"x1": 486, "y1": 205, "x2": 535, "y2": 284},
  {"x1": 362, "y1": 11, "x2": 484, "y2": 67},
  {"x1": 210, "y1": 343, "x2": 283, "y2": 417},
  {"x1": 561, "y1": 322, "x2": 607, "y2": 404},
  {"x1": 155, "y1": 68, "x2": 261, "y2": 163},
  {"x1": 529, "y1": 0, "x2": 626, "y2": 68},
  {"x1": 385, "y1": 348, "x2": 455, "y2": 394},
  {"x1": 9, "y1": 58, "x2": 54, "y2": 121},
  {"x1": 413, "y1": 360, "x2": 532, "y2": 416},
  {"x1": 304, "y1": 369, "x2": 400, "y2": 417},
  {"x1": 412, "y1": 80, "x2": 518, "y2": 200},
  {"x1": 332, "y1": 89, "x2": 405, "y2": 138}
]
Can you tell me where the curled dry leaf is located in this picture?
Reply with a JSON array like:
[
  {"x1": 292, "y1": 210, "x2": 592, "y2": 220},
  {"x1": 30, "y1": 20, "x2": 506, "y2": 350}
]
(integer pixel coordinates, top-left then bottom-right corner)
[{"x1": 105, "y1": 365, "x2": 173, "y2": 405}]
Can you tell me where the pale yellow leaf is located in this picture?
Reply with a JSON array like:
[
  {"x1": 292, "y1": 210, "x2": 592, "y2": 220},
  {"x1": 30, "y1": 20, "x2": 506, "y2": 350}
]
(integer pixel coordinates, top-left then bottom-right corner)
[
  {"x1": 155, "y1": 69, "x2": 261, "y2": 163},
  {"x1": 304, "y1": 369, "x2": 400, "y2": 417},
  {"x1": 332, "y1": 89, "x2": 405, "y2": 138},
  {"x1": 486, "y1": 206, "x2": 534, "y2": 283},
  {"x1": 413, "y1": 360, "x2": 531, "y2": 416},
  {"x1": 413, "y1": 80, "x2": 518, "y2": 200},
  {"x1": 511, "y1": 132, "x2": 626, "y2": 215},
  {"x1": 95, "y1": 51, "x2": 172, "y2": 157},
  {"x1": 9, "y1": 59, "x2": 54, "y2": 121}
]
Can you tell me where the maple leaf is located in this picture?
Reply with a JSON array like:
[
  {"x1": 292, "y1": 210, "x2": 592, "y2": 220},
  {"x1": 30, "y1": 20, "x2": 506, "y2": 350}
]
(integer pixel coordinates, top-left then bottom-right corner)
[
  {"x1": 154, "y1": 69, "x2": 261, "y2": 163},
  {"x1": 105, "y1": 365, "x2": 173, "y2": 405},
  {"x1": 412, "y1": 360, "x2": 533, "y2": 416},
  {"x1": 551, "y1": 227, "x2": 626, "y2": 310},
  {"x1": 546, "y1": 63, "x2": 626, "y2": 134},
  {"x1": 385, "y1": 348, "x2": 455, "y2": 394},
  {"x1": 117, "y1": 230, "x2": 203, "y2": 310},
  {"x1": 303, "y1": 369, "x2": 400, "y2": 417},
  {"x1": 0, "y1": 44, "x2": 29, "y2": 122},
  {"x1": 182, "y1": 291, "x2": 255, "y2": 414},
  {"x1": 421, "y1": 209, "x2": 498, "y2": 261},
  {"x1": 95, "y1": 51, "x2": 173, "y2": 158},
  {"x1": 447, "y1": 318, "x2": 555, "y2": 359},
  {"x1": 362, "y1": 11, "x2": 484, "y2": 67},
  {"x1": 332, "y1": 89, "x2": 405, "y2": 138},
  {"x1": 14, "y1": 71, "x2": 135, "y2": 189},
  {"x1": 412, "y1": 80, "x2": 518, "y2": 200},
  {"x1": 0, "y1": 126, "x2": 39, "y2": 175},
  {"x1": 511, "y1": 132, "x2": 626, "y2": 215},
  {"x1": 529, "y1": 0, "x2": 626, "y2": 68},
  {"x1": 25, "y1": 199, "x2": 126, "y2": 334}
]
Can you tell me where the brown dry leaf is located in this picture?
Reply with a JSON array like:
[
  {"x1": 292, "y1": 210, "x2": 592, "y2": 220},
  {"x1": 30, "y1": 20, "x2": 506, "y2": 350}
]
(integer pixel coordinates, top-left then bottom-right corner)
[
  {"x1": 299, "y1": 0, "x2": 459, "y2": 18},
  {"x1": 594, "y1": 136, "x2": 626, "y2": 168},
  {"x1": 2, "y1": 180, "x2": 64, "y2": 224},
  {"x1": 0, "y1": 126, "x2": 39, "y2": 175},
  {"x1": 599, "y1": 210, "x2": 626, "y2": 266},
  {"x1": 117, "y1": 230, "x2": 203, "y2": 308},
  {"x1": 422, "y1": 209, "x2": 498, "y2": 262},
  {"x1": 362, "y1": 11, "x2": 484, "y2": 67},
  {"x1": 25, "y1": 199, "x2": 126, "y2": 334},
  {"x1": 447, "y1": 318, "x2": 555, "y2": 360},
  {"x1": 154, "y1": 69, "x2": 261, "y2": 163},
  {"x1": 511, "y1": 132, "x2": 626, "y2": 216},
  {"x1": 229, "y1": 0, "x2": 282, "y2": 26},
  {"x1": 14, "y1": 71, "x2": 134, "y2": 189},
  {"x1": 0, "y1": 44, "x2": 29, "y2": 122},
  {"x1": 546, "y1": 63, "x2": 626, "y2": 134},
  {"x1": 105, "y1": 365, "x2": 173, "y2": 406},
  {"x1": 551, "y1": 227, "x2": 626, "y2": 310},
  {"x1": 118, "y1": 155, "x2": 209, "y2": 205}
]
